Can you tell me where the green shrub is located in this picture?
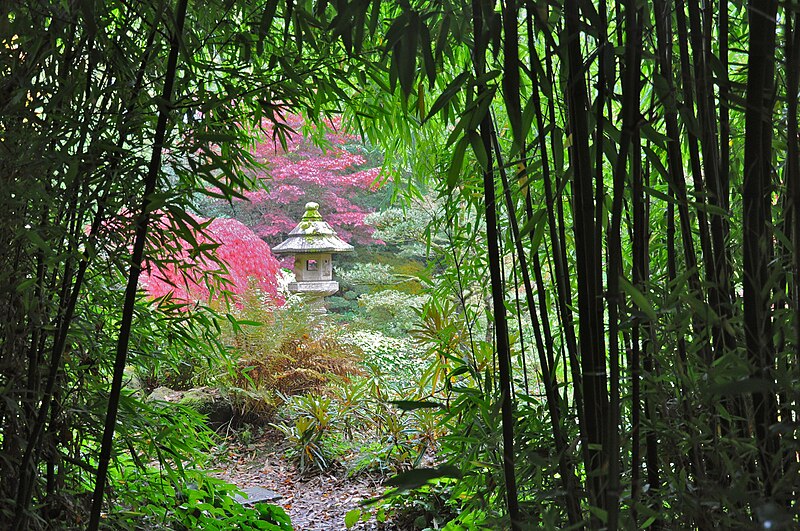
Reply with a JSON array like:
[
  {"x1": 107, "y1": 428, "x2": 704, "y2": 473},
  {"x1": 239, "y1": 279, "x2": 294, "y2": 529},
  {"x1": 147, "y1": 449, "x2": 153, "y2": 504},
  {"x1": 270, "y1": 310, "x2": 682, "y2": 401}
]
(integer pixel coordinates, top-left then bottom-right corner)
[
  {"x1": 109, "y1": 466, "x2": 292, "y2": 530},
  {"x1": 339, "y1": 330, "x2": 425, "y2": 387},
  {"x1": 272, "y1": 393, "x2": 339, "y2": 473},
  {"x1": 354, "y1": 290, "x2": 428, "y2": 336}
]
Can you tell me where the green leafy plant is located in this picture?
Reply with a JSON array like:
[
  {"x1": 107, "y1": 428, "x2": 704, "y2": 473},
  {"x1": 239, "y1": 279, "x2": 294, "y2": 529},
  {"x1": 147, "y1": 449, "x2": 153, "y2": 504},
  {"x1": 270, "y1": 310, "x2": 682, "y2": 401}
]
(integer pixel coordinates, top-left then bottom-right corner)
[
  {"x1": 199, "y1": 293, "x2": 366, "y2": 427},
  {"x1": 355, "y1": 290, "x2": 429, "y2": 337},
  {"x1": 109, "y1": 466, "x2": 292, "y2": 530},
  {"x1": 370, "y1": 482, "x2": 462, "y2": 531},
  {"x1": 272, "y1": 393, "x2": 338, "y2": 473},
  {"x1": 331, "y1": 378, "x2": 370, "y2": 440},
  {"x1": 339, "y1": 331, "x2": 425, "y2": 387},
  {"x1": 223, "y1": 295, "x2": 362, "y2": 395}
]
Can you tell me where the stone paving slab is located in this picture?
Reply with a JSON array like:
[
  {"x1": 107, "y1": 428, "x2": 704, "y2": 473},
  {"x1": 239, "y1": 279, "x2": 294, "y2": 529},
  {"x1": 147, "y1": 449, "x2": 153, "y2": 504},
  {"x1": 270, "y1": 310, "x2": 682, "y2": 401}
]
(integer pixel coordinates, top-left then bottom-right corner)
[{"x1": 234, "y1": 486, "x2": 283, "y2": 506}]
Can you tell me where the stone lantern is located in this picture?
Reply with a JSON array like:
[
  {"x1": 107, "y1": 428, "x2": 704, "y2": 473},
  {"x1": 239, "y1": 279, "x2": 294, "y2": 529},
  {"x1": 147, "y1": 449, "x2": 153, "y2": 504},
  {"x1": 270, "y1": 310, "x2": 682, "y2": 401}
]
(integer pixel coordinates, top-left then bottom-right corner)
[{"x1": 272, "y1": 202, "x2": 353, "y2": 303}]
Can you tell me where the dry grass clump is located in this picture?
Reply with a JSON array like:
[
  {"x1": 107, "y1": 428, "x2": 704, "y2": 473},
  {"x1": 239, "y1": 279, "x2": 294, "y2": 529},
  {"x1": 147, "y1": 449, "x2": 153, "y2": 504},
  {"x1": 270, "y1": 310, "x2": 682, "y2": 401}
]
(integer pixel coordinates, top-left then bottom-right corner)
[
  {"x1": 219, "y1": 290, "x2": 363, "y2": 421},
  {"x1": 232, "y1": 332, "x2": 362, "y2": 396}
]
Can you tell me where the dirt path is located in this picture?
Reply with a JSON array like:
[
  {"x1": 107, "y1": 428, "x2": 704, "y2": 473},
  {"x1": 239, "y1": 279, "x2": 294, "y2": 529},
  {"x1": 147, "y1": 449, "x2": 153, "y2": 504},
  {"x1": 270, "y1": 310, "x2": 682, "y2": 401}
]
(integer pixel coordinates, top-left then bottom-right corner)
[{"x1": 212, "y1": 432, "x2": 391, "y2": 530}]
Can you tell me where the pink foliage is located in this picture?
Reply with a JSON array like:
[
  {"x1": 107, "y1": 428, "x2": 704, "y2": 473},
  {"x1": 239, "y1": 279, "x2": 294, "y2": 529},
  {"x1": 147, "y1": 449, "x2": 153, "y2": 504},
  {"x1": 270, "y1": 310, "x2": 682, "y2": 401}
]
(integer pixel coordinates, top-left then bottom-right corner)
[
  {"x1": 255, "y1": 212, "x2": 296, "y2": 237},
  {"x1": 141, "y1": 115, "x2": 384, "y2": 306},
  {"x1": 240, "y1": 114, "x2": 383, "y2": 245},
  {"x1": 141, "y1": 216, "x2": 282, "y2": 304}
]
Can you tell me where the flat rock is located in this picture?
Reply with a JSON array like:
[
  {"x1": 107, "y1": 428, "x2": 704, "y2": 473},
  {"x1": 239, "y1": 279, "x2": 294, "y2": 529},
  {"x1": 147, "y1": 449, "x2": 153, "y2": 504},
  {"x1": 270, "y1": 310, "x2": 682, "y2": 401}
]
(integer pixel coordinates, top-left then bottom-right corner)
[
  {"x1": 147, "y1": 386, "x2": 182, "y2": 402},
  {"x1": 234, "y1": 486, "x2": 283, "y2": 506}
]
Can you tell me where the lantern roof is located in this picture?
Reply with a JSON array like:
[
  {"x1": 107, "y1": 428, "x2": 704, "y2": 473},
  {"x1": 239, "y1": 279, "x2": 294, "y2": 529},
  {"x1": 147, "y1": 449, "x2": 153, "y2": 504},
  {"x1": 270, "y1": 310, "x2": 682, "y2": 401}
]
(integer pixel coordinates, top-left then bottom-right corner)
[{"x1": 272, "y1": 202, "x2": 354, "y2": 255}]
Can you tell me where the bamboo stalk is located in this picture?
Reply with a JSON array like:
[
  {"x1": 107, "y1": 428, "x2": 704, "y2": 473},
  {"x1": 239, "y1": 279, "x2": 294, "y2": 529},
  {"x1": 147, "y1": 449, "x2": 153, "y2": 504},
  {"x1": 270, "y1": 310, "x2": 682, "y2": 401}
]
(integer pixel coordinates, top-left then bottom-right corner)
[
  {"x1": 88, "y1": 0, "x2": 190, "y2": 527},
  {"x1": 563, "y1": 0, "x2": 609, "y2": 518},
  {"x1": 471, "y1": 1, "x2": 520, "y2": 527},
  {"x1": 743, "y1": 0, "x2": 780, "y2": 498}
]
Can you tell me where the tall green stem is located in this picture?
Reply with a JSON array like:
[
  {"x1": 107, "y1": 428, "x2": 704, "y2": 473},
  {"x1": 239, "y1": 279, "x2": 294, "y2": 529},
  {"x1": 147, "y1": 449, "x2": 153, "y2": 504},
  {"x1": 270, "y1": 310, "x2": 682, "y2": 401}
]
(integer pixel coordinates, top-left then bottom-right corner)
[{"x1": 87, "y1": 0, "x2": 189, "y2": 527}]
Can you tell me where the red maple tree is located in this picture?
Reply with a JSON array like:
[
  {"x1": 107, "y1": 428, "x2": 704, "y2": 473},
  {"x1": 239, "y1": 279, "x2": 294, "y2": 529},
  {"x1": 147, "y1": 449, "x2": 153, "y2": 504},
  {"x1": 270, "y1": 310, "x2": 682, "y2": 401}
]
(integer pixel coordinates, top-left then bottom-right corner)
[
  {"x1": 141, "y1": 216, "x2": 282, "y2": 304},
  {"x1": 228, "y1": 114, "x2": 383, "y2": 246}
]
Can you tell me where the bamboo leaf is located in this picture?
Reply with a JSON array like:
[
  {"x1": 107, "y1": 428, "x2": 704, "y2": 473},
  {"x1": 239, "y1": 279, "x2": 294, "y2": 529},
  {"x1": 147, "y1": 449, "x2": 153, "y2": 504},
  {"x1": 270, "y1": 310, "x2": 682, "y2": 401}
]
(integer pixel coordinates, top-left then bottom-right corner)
[
  {"x1": 643, "y1": 146, "x2": 670, "y2": 183},
  {"x1": 258, "y1": 0, "x2": 281, "y2": 51},
  {"x1": 530, "y1": 209, "x2": 548, "y2": 252},
  {"x1": 678, "y1": 105, "x2": 702, "y2": 138},
  {"x1": 692, "y1": 201, "x2": 729, "y2": 217},
  {"x1": 397, "y1": 21, "x2": 418, "y2": 98},
  {"x1": 467, "y1": 87, "x2": 496, "y2": 131},
  {"x1": 639, "y1": 122, "x2": 670, "y2": 148},
  {"x1": 420, "y1": 22, "x2": 436, "y2": 88},
  {"x1": 773, "y1": 226, "x2": 793, "y2": 252},
  {"x1": 368, "y1": 0, "x2": 381, "y2": 36},
  {"x1": 468, "y1": 130, "x2": 489, "y2": 170},
  {"x1": 619, "y1": 275, "x2": 656, "y2": 321},
  {"x1": 447, "y1": 135, "x2": 469, "y2": 190},
  {"x1": 426, "y1": 72, "x2": 469, "y2": 122},
  {"x1": 520, "y1": 208, "x2": 547, "y2": 249},
  {"x1": 383, "y1": 465, "x2": 461, "y2": 490},
  {"x1": 642, "y1": 185, "x2": 675, "y2": 204},
  {"x1": 710, "y1": 378, "x2": 777, "y2": 396},
  {"x1": 389, "y1": 400, "x2": 444, "y2": 411}
]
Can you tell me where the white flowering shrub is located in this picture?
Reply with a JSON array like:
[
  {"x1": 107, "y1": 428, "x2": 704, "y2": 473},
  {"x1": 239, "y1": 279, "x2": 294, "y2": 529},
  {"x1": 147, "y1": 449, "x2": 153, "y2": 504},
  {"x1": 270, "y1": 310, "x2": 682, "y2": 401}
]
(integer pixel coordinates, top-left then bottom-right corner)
[
  {"x1": 276, "y1": 268, "x2": 296, "y2": 298},
  {"x1": 364, "y1": 206, "x2": 433, "y2": 247},
  {"x1": 338, "y1": 329, "x2": 425, "y2": 384},
  {"x1": 356, "y1": 289, "x2": 429, "y2": 336}
]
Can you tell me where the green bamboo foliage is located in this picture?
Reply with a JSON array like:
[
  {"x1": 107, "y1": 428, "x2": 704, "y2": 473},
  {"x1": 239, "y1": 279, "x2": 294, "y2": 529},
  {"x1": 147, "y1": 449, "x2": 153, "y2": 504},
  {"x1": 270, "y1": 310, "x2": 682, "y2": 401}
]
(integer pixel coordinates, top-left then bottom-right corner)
[
  {"x1": 86, "y1": 0, "x2": 190, "y2": 527},
  {"x1": 339, "y1": 0, "x2": 800, "y2": 527}
]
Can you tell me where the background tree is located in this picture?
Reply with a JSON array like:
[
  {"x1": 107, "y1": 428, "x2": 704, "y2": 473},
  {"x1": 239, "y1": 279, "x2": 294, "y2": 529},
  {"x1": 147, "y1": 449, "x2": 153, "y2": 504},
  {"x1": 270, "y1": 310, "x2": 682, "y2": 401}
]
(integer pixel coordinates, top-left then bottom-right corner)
[
  {"x1": 141, "y1": 216, "x2": 282, "y2": 302},
  {"x1": 197, "y1": 113, "x2": 385, "y2": 246}
]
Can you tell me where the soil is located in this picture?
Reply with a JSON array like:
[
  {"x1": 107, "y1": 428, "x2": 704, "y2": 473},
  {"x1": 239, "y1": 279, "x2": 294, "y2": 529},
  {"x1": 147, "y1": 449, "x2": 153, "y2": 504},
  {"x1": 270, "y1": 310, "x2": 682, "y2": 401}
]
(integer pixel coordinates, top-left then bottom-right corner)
[{"x1": 211, "y1": 428, "x2": 395, "y2": 531}]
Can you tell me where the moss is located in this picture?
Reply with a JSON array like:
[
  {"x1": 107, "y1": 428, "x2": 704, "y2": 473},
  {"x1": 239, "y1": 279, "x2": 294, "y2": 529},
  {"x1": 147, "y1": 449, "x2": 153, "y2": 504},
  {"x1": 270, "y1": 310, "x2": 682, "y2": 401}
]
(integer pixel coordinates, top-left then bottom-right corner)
[{"x1": 178, "y1": 387, "x2": 235, "y2": 429}]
